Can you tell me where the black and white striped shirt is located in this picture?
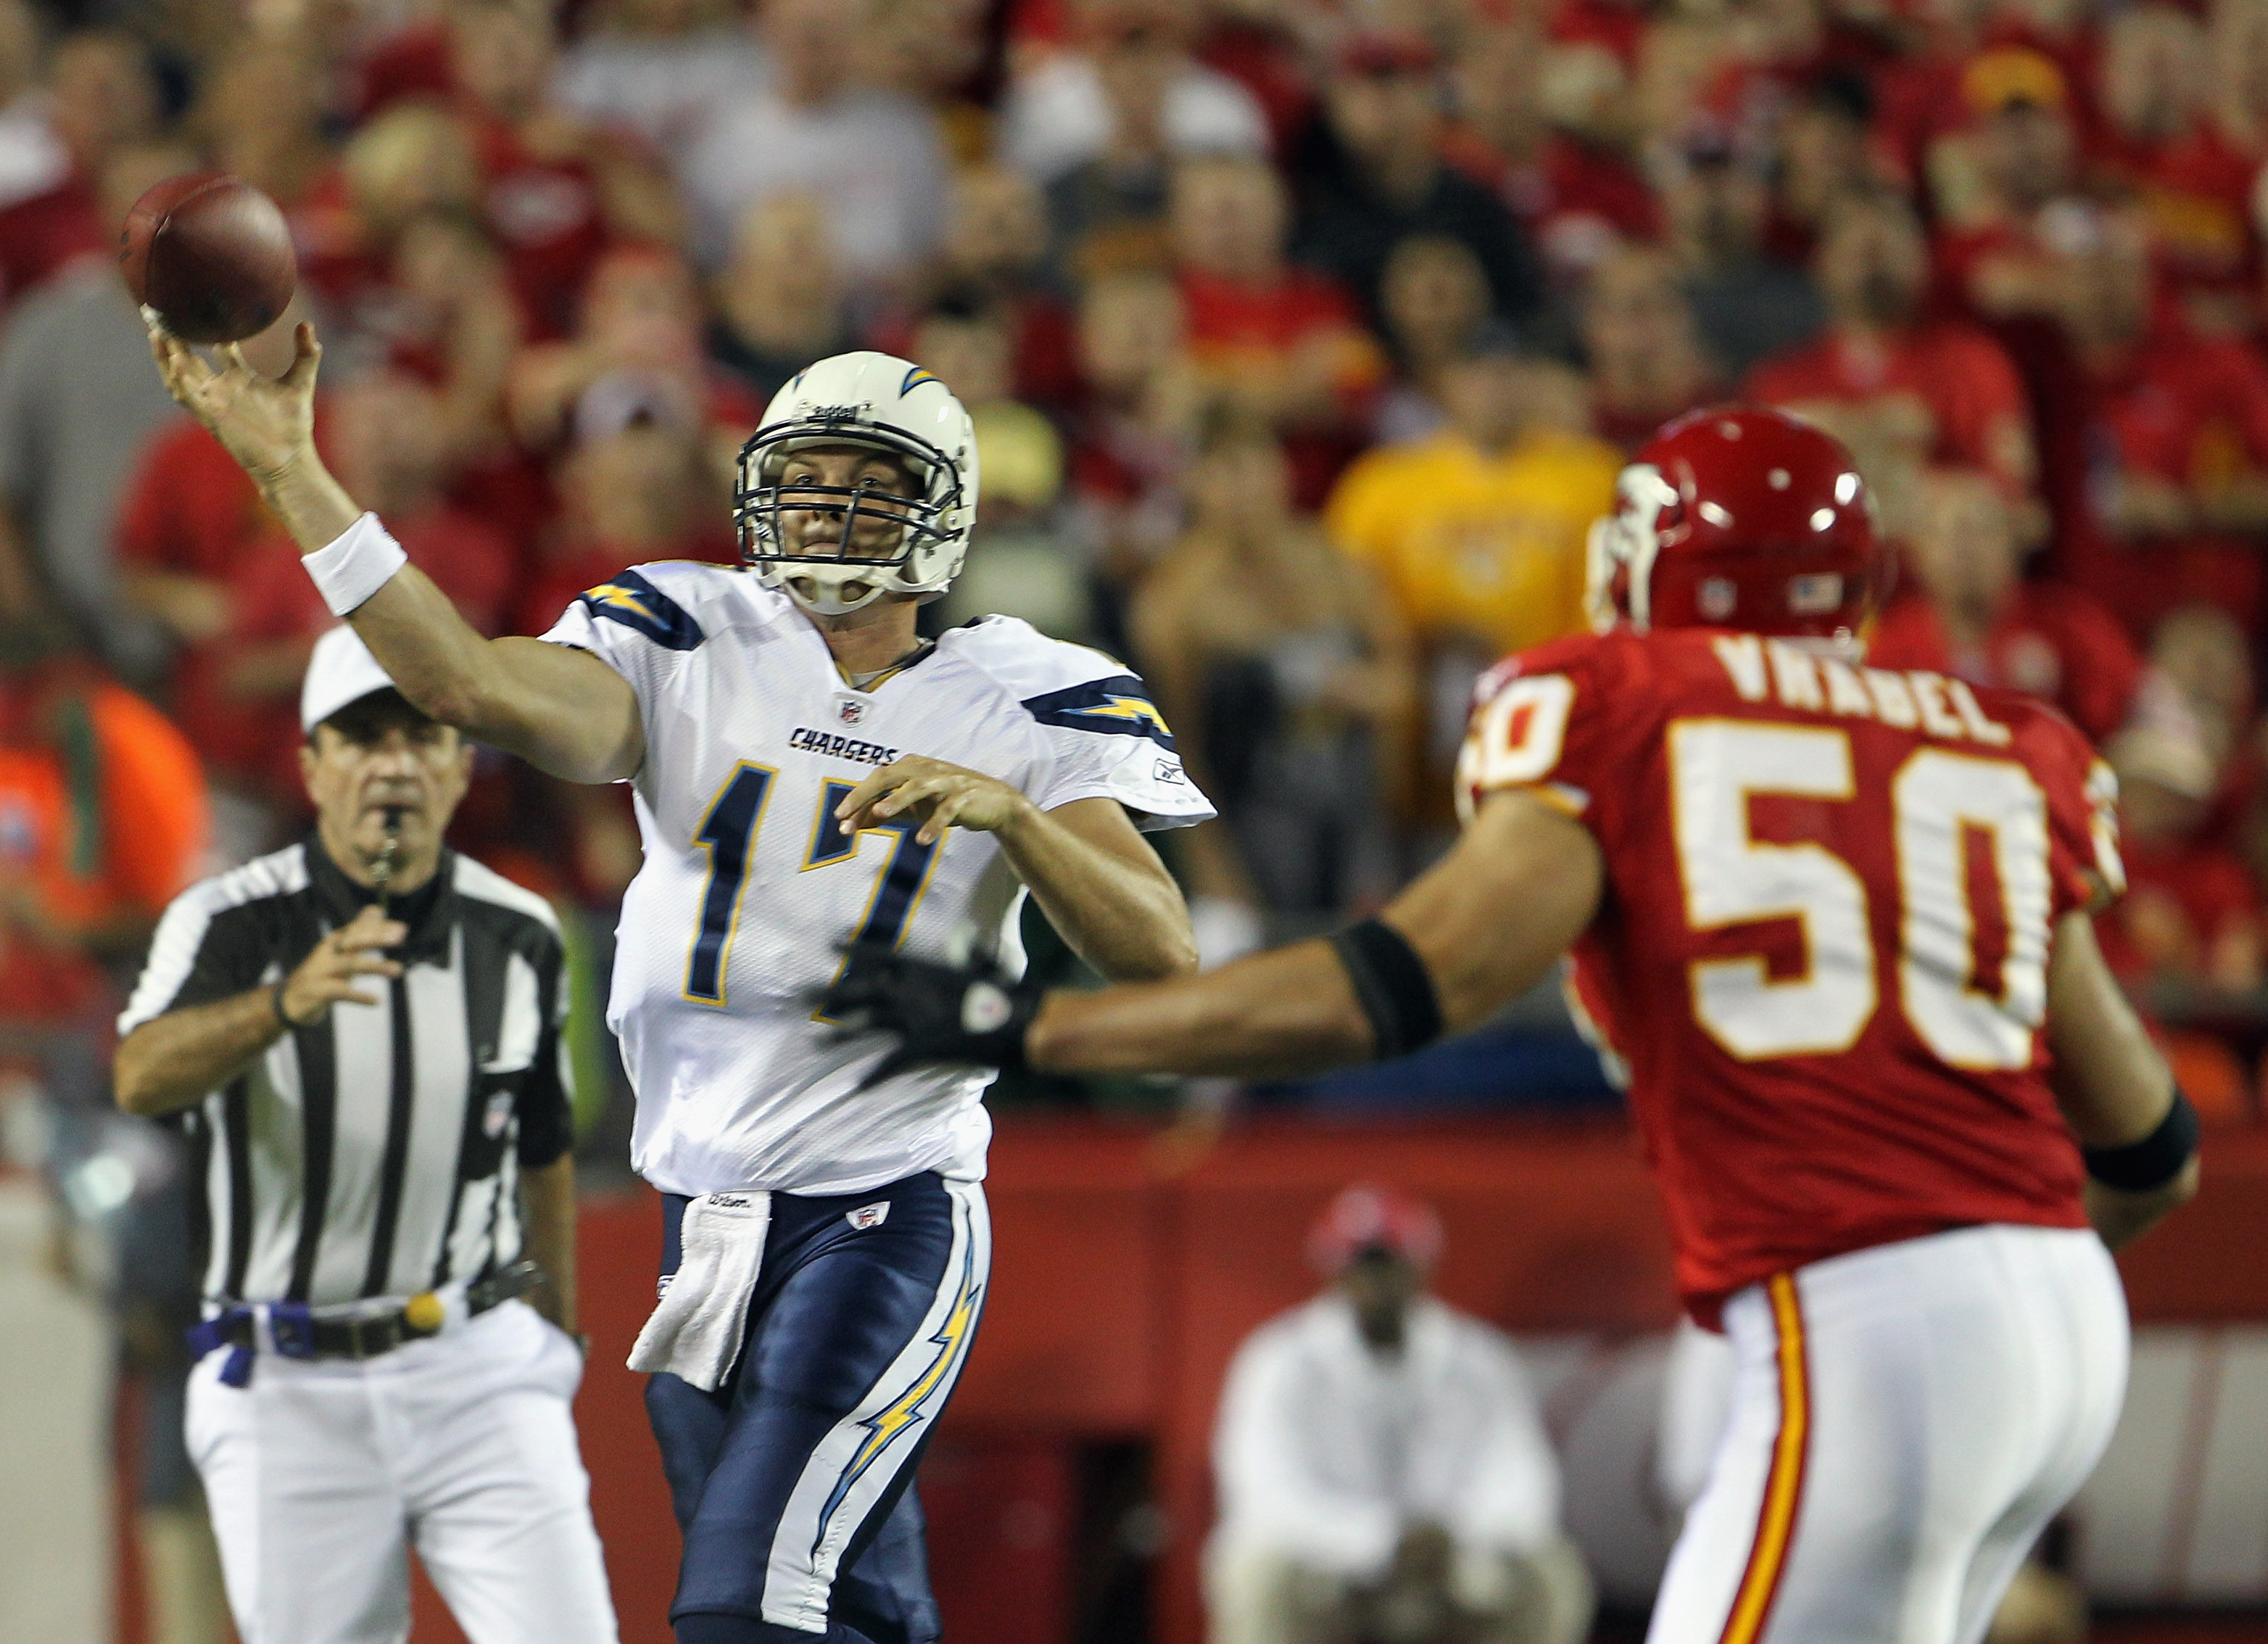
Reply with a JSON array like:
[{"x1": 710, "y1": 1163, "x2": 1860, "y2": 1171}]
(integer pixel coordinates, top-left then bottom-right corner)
[{"x1": 118, "y1": 838, "x2": 576, "y2": 1308}]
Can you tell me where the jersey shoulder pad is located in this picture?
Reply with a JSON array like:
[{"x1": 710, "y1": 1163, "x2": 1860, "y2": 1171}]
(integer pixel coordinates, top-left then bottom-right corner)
[
  {"x1": 937, "y1": 617, "x2": 1175, "y2": 750},
  {"x1": 1987, "y1": 686, "x2": 2093, "y2": 774},
  {"x1": 1460, "y1": 629, "x2": 1666, "y2": 822},
  {"x1": 573, "y1": 561, "x2": 756, "y2": 653},
  {"x1": 1472, "y1": 628, "x2": 1654, "y2": 716},
  {"x1": 1992, "y1": 690, "x2": 2126, "y2": 905}
]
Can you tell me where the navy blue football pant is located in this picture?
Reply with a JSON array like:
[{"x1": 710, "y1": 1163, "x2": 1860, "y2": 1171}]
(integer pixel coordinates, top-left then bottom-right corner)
[{"x1": 645, "y1": 1173, "x2": 989, "y2": 1644}]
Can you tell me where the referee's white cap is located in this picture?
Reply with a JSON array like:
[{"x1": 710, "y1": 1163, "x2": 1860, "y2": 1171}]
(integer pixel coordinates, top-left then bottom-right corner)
[{"x1": 301, "y1": 625, "x2": 400, "y2": 734}]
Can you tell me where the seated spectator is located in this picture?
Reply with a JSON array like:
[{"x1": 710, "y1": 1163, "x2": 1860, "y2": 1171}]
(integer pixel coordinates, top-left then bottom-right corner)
[
  {"x1": 0, "y1": 140, "x2": 199, "y2": 677},
  {"x1": 863, "y1": 0, "x2": 989, "y2": 154},
  {"x1": 1208, "y1": 1185, "x2": 1593, "y2": 1644},
  {"x1": 998, "y1": 0, "x2": 1267, "y2": 187},
  {"x1": 2101, "y1": 3, "x2": 2207, "y2": 167},
  {"x1": 0, "y1": 638, "x2": 209, "y2": 1021},
  {"x1": 0, "y1": 0, "x2": 65, "y2": 220},
  {"x1": 1445, "y1": 12, "x2": 1658, "y2": 292},
  {"x1": 1930, "y1": 46, "x2": 2085, "y2": 320},
  {"x1": 1868, "y1": 468, "x2": 2145, "y2": 745},
  {"x1": 706, "y1": 193, "x2": 853, "y2": 408},
  {"x1": 0, "y1": 26, "x2": 160, "y2": 313},
  {"x1": 550, "y1": 0, "x2": 771, "y2": 153},
  {"x1": 1132, "y1": 410, "x2": 1413, "y2": 927},
  {"x1": 1768, "y1": 67, "x2": 1888, "y2": 269},
  {"x1": 1748, "y1": 191, "x2": 2035, "y2": 540},
  {"x1": 2151, "y1": 603, "x2": 2256, "y2": 775},
  {"x1": 913, "y1": 302, "x2": 1086, "y2": 638},
  {"x1": 381, "y1": 208, "x2": 526, "y2": 471},
  {"x1": 1170, "y1": 153, "x2": 1383, "y2": 503},
  {"x1": 510, "y1": 244, "x2": 762, "y2": 482},
  {"x1": 310, "y1": 0, "x2": 676, "y2": 342},
  {"x1": 2054, "y1": 207, "x2": 2268, "y2": 637},
  {"x1": 1292, "y1": 32, "x2": 1546, "y2": 335},
  {"x1": 676, "y1": 0, "x2": 949, "y2": 286},
  {"x1": 297, "y1": 103, "x2": 489, "y2": 354},
  {"x1": 1660, "y1": 124, "x2": 1826, "y2": 384},
  {"x1": 2199, "y1": 0, "x2": 2268, "y2": 326},
  {"x1": 1581, "y1": 244, "x2": 1721, "y2": 452},
  {"x1": 2098, "y1": 722, "x2": 2262, "y2": 1002},
  {"x1": 1374, "y1": 235, "x2": 1492, "y2": 446},
  {"x1": 450, "y1": 0, "x2": 680, "y2": 336},
  {"x1": 520, "y1": 386, "x2": 727, "y2": 636},
  {"x1": 874, "y1": 163, "x2": 1081, "y2": 412},
  {"x1": 1019, "y1": 0, "x2": 1267, "y2": 289},
  {"x1": 189, "y1": 36, "x2": 335, "y2": 226},
  {"x1": 1061, "y1": 269, "x2": 1198, "y2": 623},
  {"x1": 1325, "y1": 331, "x2": 1619, "y2": 820}
]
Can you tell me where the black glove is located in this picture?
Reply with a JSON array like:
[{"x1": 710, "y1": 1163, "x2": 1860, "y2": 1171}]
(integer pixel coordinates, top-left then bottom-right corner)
[{"x1": 818, "y1": 943, "x2": 1044, "y2": 1081}]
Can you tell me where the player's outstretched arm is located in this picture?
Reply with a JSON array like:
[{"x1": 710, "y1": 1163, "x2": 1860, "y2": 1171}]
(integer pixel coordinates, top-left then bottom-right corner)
[
  {"x1": 149, "y1": 323, "x2": 644, "y2": 784},
  {"x1": 2045, "y1": 912, "x2": 2201, "y2": 1249},
  {"x1": 1025, "y1": 790, "x2": 1604, "y2": 1078}
]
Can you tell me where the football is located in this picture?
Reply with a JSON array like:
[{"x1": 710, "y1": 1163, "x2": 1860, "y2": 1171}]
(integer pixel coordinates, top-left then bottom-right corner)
[{"x1": 120, "y1": 173, "x2": 297, "y2": 345}]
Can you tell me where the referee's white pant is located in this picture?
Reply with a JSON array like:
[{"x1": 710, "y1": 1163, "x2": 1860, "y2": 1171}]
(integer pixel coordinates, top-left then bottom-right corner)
[
  {"x1": 1648, "y1": 1223, "x2": 2128, "y2": 1644},
  {"x1": 186, "y1": 1297, "x2": 618, "y2": 1644}
]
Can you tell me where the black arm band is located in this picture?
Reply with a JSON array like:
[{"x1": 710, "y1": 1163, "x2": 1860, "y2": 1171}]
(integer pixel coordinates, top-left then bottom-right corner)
[
  {"x1": 2082, "y1": 1089, "x2": 2201, "y2": 1192},
  {"x1": 1329, "y1": 917, "x2": 1444, "y2": 1060}
]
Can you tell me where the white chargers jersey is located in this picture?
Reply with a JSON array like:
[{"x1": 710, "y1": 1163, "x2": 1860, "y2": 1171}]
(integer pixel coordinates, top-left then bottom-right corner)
[{"x1": 542, "y1": 562, "x2": 1213, "y2": 1197}]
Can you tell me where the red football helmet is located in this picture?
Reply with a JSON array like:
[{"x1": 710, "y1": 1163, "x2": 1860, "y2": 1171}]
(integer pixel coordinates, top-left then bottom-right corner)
[{"x1": 1585, "y1": 405, "x2": 1884, "y2": 639}]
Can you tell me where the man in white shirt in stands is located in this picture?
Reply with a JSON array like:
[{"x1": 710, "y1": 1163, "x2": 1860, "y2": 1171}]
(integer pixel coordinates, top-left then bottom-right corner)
[{"x1": 1209, "y1": 1185, "x2": 1594, "y2": 1644}]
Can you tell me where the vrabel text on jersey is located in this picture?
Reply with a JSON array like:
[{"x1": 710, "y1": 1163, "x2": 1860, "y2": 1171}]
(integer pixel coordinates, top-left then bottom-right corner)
[{"x1": 1711, "y1": 635, "x2": 2013, "y2": 747}]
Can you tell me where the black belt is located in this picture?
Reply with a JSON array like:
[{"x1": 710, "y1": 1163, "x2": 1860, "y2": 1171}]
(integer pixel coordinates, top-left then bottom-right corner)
[{"x1": 199, "y1": 1261, "x2": 544, "y2": 1365}]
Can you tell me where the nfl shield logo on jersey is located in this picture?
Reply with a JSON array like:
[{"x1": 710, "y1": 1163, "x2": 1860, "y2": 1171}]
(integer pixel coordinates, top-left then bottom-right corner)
[
  {"x1": 837, "y1": 697, "x2": 868, "y2": 724},
  {"x1": 846, "y1": 1202, "x2": 890, "y2": 1231}
]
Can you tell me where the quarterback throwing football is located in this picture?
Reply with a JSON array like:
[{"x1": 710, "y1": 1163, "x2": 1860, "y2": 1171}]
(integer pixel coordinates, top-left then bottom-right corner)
[
  {"x1": 829, "y1": 409, "x2": 2198, "y2": 1644},
  {"x1": 152, "y1": 327, "x2": 1209, "y2": 1644}
]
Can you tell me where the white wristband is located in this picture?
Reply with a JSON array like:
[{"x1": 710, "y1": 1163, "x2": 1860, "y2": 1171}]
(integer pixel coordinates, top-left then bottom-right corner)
[{"x1": 301, "y1": 512, "x2": 408, "y2": 616}]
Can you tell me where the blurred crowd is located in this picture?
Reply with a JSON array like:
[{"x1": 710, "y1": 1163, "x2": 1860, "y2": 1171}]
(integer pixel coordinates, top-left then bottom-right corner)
[{"x1": 4, "y1": 0, "x2": 2268, "y2": 1123}]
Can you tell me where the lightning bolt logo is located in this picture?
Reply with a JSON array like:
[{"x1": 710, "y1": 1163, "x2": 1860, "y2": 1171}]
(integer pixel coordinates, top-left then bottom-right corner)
[
  {"x1": 810, "y1": 1236, "x2": 984, "y2": 1557},
  {"x1": 576, "y1": 569, "x2": 705, "y2": 650},
  {"x1": 1021, "y1": 675, "x2": 1178, "y2": 749},
  {"x1": 584, "y1": 582, "x2": 658, "y2": 623},
  {"x1": 1074, "y1": 695, "x2": 1173, "y2": 735}
]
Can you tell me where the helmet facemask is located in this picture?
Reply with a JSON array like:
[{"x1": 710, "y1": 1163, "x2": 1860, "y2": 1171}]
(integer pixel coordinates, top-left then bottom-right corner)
[{"x1": 736, "y1": 421, "x2": 966, "y2": 616}]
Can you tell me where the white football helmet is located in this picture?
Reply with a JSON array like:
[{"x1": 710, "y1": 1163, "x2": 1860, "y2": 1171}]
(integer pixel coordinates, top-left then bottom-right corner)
[{"x1": 735, "y1": 351, "x2": 980, "y2": 616}]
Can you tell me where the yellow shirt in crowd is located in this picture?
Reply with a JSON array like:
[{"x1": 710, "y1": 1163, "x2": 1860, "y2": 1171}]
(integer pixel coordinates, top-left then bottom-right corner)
[{"x1": 1323, "y1": 428, "x2": 1623, "y2": 658}]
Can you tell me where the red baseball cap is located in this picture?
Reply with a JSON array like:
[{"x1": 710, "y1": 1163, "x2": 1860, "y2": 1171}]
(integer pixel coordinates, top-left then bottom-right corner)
[{"x1": 1308, "y1": 1184, "x2": 1445, "y2": 1272}]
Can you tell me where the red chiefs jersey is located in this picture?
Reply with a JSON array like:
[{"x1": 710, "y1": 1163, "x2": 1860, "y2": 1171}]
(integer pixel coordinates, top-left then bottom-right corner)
[{"x1": 1459, "y1": 627, "x2": 2121, "y2": 1323}]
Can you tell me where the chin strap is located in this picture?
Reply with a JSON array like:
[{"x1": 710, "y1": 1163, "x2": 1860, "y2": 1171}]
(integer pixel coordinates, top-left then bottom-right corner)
[{"x1": 777, "y1": 564, "x2": 898, "y2": 616}]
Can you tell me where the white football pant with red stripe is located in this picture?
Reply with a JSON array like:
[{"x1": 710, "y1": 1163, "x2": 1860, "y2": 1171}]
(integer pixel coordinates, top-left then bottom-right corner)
[{"x1": 1649, "y1": 1224, "x2": 2128, "y2": 1644}]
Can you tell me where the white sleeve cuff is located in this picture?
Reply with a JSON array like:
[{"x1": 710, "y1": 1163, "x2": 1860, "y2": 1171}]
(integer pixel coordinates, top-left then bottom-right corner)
[{"x1": 301, "y1": 512, "x2": 408, "y2": 616}]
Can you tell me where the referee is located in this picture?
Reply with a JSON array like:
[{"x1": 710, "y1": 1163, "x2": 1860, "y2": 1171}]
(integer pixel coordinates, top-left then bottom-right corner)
[{"x1": 113, "y1": 626, "x2": 618, "y2": 1644}]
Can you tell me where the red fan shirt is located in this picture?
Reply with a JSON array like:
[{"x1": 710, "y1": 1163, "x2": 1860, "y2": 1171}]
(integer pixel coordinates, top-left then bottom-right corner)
[
  {"x1": 1866, "y1": 581, "x2": 2144, "y2": 745},
  {"x1": 2066, "y1": 329, "x2": 2268, "y2": 636},
  {"x1": 1746, "y1": 321, "x2": 2035, "y2": 490},
  {"x1": 1459, "y1": 626, "x2": 2114, "y2": 1323}
]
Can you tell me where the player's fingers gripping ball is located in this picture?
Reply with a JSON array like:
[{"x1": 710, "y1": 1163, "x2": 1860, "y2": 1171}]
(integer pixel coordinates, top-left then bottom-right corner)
[{"x1": 818, "y1": 943, "x2": 1043, "y2": 1081}]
